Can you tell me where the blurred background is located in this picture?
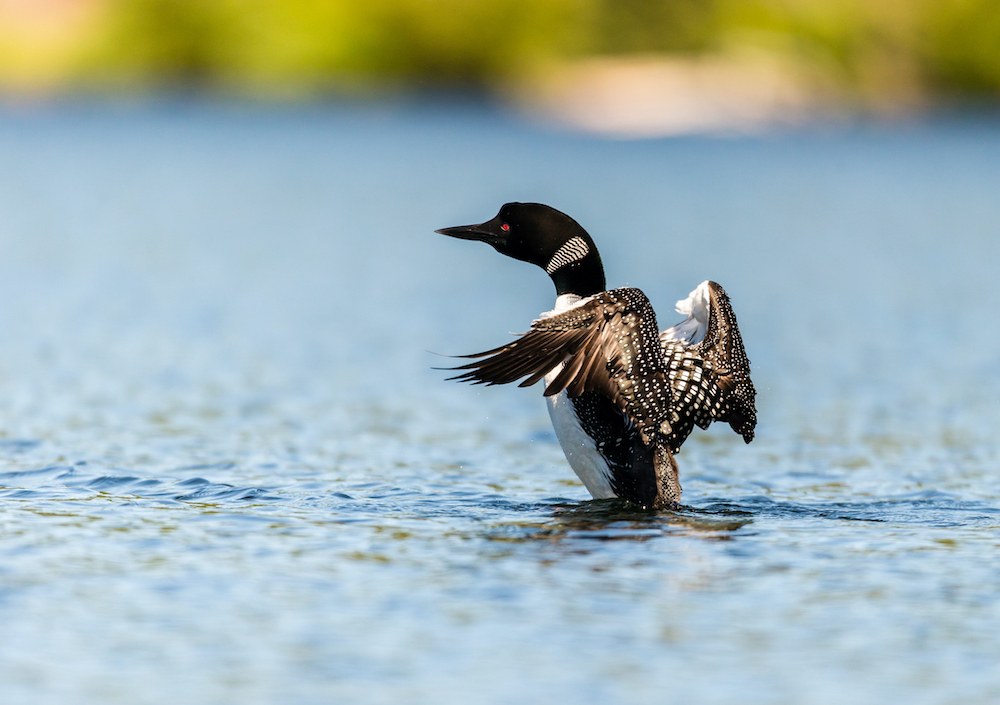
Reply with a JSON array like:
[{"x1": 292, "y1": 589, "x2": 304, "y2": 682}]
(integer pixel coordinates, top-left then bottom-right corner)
[{"x1": 2, "y1": 0, "x2": 999, "y2": 132}]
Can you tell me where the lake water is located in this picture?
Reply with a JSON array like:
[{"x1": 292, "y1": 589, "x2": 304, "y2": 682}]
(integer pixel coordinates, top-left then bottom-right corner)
[{"x1": 1, "y1": 101, "x2": 999, "y2": 704}]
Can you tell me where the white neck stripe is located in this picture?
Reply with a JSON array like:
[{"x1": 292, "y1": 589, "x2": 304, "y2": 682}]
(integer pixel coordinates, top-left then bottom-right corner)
[{"x1": 545, "y1": 236, "x2": 589, "y2": 274}]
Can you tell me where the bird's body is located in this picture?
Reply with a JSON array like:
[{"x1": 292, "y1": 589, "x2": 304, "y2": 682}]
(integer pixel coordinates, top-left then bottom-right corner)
[
  {"x1": 542, "y1": 293, "x2": 630, "y2": 501},
  {"x1": 438, "y1": 203, "x2": 756, "y2": 509}
]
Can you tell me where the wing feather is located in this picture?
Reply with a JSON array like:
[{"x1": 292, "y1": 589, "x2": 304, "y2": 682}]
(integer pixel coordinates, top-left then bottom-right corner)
[
  {"x1": 545, "y1": 342, "x2": 588, "y2": 396},
  {"x1": 447, "y1": 283, "x2": 756, "y2": 459},
  {"x1": 566, "y1": 333, "x2": 605, "y2": 398},
  {"x1": 446, "y1": 289, "x2": 672, "y2": 446},
  {"x1": 659, "y1": 281, "x2": 757, "y2": 451}
]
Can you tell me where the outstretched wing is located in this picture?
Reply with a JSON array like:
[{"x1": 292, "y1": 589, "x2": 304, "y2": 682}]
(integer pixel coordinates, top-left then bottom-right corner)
[
  {"x1": 659, "y1": 281, "x2": 757, "y2": 451},
  {"x1": 447, "y1": 287, "x2": 677, "y2": 448}
]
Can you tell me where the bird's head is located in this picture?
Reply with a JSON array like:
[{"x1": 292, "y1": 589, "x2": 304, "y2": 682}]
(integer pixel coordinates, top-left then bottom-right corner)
[{"x1": 436, "y1": 202, "x2": 606, "y2": 297}]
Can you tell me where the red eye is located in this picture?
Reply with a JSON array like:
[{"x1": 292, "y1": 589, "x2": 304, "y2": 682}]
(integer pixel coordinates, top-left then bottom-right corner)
[{"x1": 501, "y1": 223, "x2": 510, "y2": 231}]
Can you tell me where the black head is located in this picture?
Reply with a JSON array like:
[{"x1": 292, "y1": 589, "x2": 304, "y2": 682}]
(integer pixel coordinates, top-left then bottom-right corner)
[{"x1": 436, "y1": 203, "x2": 606, "y2": 297}]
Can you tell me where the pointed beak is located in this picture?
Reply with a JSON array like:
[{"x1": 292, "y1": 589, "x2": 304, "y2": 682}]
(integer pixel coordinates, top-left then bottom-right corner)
[
  {"x1": 435, "y1": 224, "x2": 495, "y2": 242},
  {"x1": 436, "y1": 216, "x2": 510, "y2": 252}
]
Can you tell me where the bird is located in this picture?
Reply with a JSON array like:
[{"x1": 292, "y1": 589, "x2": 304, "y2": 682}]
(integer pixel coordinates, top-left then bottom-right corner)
[{"x1": 436, "y1": 202, "x2": 756, "y2": 509}]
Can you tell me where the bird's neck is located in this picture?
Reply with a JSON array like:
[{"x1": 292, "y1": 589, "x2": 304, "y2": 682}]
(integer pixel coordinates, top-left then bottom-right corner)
[{"x1": 549, "y1": 252, "x2": 606, "y2": 298}]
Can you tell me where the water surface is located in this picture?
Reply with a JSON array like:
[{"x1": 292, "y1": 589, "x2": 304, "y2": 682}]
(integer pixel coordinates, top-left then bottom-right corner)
[{"x1": 1, "y1": 102, "x2": 999, "y2": 704}]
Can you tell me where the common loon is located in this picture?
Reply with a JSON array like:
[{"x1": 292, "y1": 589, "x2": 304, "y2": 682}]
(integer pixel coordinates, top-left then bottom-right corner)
[{"x1": 437, "y1": 202, "x2": 756, "y2": 509}]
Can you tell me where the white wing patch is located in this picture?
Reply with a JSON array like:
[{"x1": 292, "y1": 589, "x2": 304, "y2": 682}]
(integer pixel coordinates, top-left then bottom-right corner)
[
  {"x1": 545, "y1": 236, "x2": 590, "y2": 274},
  {"x1": 660, "y1": 280, "x2": 711, "y2": 346}
]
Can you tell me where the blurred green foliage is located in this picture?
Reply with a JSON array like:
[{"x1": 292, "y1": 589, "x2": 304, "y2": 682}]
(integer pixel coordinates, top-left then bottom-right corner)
[
  {"x1": 921, "y1": 0, "x2": 1000, "y2": 93},
  {"x1": 1, "y1": 0, "x2": 999, "y2": 98},
  {"x1": 95, "y1": 0, "x2": 594, "y2": 88},
  {"x1": 593, "y1": 0, "x2": 720, "y2": 54},
  {"x1": 717, "y1": 0, "x2": 1000, "y2": 97}
]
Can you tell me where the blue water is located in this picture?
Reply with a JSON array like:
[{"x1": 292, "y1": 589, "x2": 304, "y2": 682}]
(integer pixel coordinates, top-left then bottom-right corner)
[{"x1": 1, "y1": 101, "x2": 999, "y2": 704}]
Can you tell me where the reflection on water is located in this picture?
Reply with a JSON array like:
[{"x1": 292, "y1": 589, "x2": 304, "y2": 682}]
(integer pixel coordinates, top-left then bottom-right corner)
[
  {"x1": 486, "y1": 500, "x2": 754, "y2": 544},
  {"x1": 1, "y1": 103, "x2": 1000, "y2": 705}
]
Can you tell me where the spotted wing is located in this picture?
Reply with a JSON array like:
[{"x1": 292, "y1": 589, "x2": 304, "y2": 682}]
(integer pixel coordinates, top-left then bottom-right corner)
[
  {"x1": 659, "y1": 280, "x2": 757, "y2": 452},
  {"x1": 447, "y1": 287, "x2": 677, "y2": 448}
]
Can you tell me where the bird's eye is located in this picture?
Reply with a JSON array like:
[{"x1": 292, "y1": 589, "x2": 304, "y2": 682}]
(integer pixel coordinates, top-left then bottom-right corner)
[{"x1": 500, "y1": 223, "x2": 510, "y2": 231}]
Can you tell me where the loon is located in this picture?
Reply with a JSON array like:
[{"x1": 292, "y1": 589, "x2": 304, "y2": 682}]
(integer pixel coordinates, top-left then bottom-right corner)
[{"x1": 437, "y1": 203, "x2": 756, "y2": 509}]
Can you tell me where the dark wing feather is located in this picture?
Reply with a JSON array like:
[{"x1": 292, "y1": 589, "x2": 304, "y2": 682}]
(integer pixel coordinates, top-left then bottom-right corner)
[
  {"x1": 448, "y1": 288, "x2": 677, "y2": 448},
  {"x1": 659, "y1": 281, "x2": 757, "y2": 452}
]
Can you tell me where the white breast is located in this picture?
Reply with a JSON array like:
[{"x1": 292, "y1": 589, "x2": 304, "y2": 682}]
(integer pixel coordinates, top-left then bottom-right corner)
[
  {"x1": 540, "y1": 294, "x2": 616, "y2": 500},
  {"x1": 545, "y1": 384, "x2": 617, "y2": 499}
]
